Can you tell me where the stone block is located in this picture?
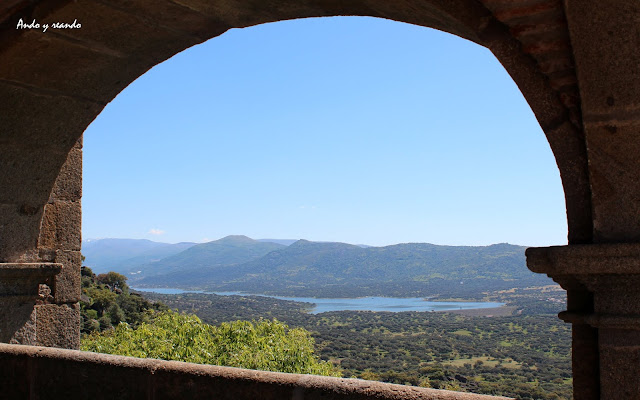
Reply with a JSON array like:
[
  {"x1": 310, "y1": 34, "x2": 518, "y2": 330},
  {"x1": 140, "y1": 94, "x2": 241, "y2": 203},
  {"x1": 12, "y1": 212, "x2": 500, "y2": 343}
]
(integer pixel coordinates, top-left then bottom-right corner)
[
  {"x1": 1, "y1": 9, "x2": 202, "y2": 103},
  {"x1": 0, "y1": 30, "x2": 117, "y2": 102},
  {"x1": 39, "y1": 200, "x2": 81, "y2": 251},
  {"x1": 32, "y1": 0, "x2": 203, "y2": 57},
  {"x1": 599, "y1": 328, "x2": 640, "y2": 399},
  {"x1": 54, "y1": 250, "x2": 82, "y2": 303},
  {"x1": 590, "y1": 275, "x2": 640, "y2": 315},
  {"x1": 50, "y1": 147, "x2": 82, "y2": 202},
  {"x1": 0, "y1": 144, "x2": 65, "y2": 205},
  {"x1": 585, "y1": 124, "x2": 640, "y2": 241},
  {"x1": 0, "y1": 299, "x2": 36, "y2": 344},
  {"x1": 52, "y1": 250, "x2": 81, "y2": 303},
  {"x1": 0, "y1": 81, "x2": 100, "y2": 149},
  {"x1": 565, "y1": 0, "x2": 640, "y2": 112},
  {"x1": 35, "y1": 303, "x2": 80, "y2": 349},
  {"x1": 0, "y1": 203, "x2": 43, "y2": 262},
  {"x1": 156, "y1": 0, "x2": 371, "y2": 29},
  {"x1": 571, "y1": 325, "x2": 599, "y2": 400},
  {"x1": 91, "y1": 0, "x2": 230, "y2": 40}
]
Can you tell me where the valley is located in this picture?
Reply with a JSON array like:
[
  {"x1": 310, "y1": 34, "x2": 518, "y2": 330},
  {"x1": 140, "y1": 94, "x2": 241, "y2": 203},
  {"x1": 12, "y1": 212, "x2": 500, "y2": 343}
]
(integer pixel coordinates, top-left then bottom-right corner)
[
  {"x1": 82, "y1": 235, "x2": 571, "y2": 399},
  {"x1": 140, "y1": 285, "x2": 570, "y2": 400}
]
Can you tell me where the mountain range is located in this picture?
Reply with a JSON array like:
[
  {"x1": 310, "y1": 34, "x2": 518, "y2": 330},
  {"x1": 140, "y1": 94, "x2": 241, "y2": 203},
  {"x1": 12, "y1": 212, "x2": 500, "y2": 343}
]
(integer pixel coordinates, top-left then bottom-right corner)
[
  {"x1": 82, "y1": 236, "x2": 551, "y2": 298},
  {"x1": 82, "y1": 238, "x2": 197, "y2": 274}
]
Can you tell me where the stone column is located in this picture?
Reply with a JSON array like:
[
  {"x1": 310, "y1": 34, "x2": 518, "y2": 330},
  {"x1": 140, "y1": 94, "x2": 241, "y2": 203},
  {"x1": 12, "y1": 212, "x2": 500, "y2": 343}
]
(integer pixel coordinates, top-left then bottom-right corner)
[
  {"x1": 0, "y1": 139, "x2": 82, "y2": 349},
  {"x1": 527, "y1": 244, "x2": 640, "y2": 400},
  {"x1": 35, "y1": 139, "x2": 83, "y2": 349}
]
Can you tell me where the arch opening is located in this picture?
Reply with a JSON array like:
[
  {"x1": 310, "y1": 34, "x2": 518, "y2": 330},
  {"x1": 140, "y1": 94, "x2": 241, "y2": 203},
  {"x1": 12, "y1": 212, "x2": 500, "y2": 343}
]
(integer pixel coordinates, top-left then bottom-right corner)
[{"x1": 77, "y1": 15, "x2": 572, "y2": 400}]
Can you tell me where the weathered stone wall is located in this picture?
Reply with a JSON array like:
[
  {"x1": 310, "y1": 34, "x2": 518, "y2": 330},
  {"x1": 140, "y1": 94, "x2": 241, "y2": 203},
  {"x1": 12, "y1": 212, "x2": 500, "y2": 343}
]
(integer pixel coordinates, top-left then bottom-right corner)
[
  {"x1": 2, "y1": 0, "x2": 640, "y2": 399},
  {"x1": 0, "y1": 138, "x2": 82, "y2": 348},
  {"x1": 0, "y1": 343, "x2": 511, "y2": 400}
]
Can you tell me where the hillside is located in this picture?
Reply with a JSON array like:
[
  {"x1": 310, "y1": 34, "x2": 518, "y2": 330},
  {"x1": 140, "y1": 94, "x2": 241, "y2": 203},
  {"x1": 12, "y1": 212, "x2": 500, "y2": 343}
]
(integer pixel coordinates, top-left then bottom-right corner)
[
  {"x1": 134, "y1": 239, "x2": 551, "y2": 297},
  {"x1": 128, "y1": 235, "x2": 286, "y2": 283}
]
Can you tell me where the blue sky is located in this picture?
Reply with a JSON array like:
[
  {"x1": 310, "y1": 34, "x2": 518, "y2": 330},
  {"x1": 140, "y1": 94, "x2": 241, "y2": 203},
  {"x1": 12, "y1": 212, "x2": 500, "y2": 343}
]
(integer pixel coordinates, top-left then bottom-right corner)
[{"x1": 82, "y1": 16, "x2": 567, "y2": 247}]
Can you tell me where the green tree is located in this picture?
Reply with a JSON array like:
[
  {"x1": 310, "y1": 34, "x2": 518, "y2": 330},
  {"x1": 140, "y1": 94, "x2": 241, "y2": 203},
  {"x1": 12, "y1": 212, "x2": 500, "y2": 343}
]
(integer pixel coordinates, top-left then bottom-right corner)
[
  {"x1": 81, "y1": 311, "x2": 340, "y2": 377},
  {"x1": 80, "y1": 269, "x2": 166, "y2": 333},
  {"x1": 96, "y1": 271, "x2": 129, "y2": 293}
]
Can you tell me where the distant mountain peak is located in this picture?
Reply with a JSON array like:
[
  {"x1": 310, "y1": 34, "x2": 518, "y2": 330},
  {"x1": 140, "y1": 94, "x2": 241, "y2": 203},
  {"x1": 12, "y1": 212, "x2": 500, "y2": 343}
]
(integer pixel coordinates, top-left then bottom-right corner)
[
  {"x1": 290, "y1": 239, "x2": 312, "y2": 247},
  {"x1": 217, "y1": 235, "x2": 255, "y2": 243}
]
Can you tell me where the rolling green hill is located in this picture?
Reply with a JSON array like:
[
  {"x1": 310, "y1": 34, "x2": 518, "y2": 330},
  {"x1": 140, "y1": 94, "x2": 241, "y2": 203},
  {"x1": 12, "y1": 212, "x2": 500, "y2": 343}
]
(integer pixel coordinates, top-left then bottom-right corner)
[
  {"x1": 129, "y1": 235, "x2": 285, "y2": 284},
  {"x1": 134, "y1": 239, "x2": 551, "y2": 297}
]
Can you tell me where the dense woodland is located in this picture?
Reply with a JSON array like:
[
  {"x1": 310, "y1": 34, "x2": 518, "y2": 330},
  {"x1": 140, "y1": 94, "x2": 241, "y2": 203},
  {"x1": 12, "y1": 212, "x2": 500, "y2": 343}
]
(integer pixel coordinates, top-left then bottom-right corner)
[
  {"x1": 80, "y1": 267, "x2": 168, "y2": 333},
  {"x1": 143, "y1": 287, "x2": 571, "y2": 400},
  {"x1": 80, "y1": 269, "x2": 336, "y2": 376}
]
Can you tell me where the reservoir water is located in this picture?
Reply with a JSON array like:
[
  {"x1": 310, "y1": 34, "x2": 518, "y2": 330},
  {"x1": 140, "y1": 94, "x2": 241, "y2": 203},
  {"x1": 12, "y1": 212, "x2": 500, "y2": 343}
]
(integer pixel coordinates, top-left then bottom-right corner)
[{"x1": 132, "y1": 287, "x2": 504, "y2": 314}]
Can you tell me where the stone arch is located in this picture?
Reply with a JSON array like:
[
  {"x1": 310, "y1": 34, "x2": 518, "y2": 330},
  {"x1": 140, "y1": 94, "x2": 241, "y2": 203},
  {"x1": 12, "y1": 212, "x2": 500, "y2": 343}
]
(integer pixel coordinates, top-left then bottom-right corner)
[
  {"x1": 0, "y1": 0, "x2": 587, "y2": 359},
  {"x1": 0, "y1": 0, "x2": 591, "y2": 265},
  {"x1": 13, "y1": 1, "x2": 640, "y2": 399}
]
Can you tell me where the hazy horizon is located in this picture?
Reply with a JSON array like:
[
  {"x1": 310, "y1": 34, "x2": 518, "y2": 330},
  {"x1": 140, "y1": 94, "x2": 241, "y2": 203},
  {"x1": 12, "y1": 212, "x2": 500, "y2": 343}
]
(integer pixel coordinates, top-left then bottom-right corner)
[{"x1": 82, "y1": 235, "x2": 530, "y2": 248}]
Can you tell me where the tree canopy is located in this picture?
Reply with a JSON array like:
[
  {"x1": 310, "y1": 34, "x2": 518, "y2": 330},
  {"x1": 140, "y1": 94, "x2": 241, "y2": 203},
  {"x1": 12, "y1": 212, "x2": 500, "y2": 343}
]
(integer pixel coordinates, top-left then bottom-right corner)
[{"x1": 81, "y1": 310, "x2": 340, "y2": 377}]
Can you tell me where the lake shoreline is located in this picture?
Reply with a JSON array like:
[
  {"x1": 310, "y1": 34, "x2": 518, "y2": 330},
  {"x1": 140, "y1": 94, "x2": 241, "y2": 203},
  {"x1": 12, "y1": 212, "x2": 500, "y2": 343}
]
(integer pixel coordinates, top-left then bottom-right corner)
[{"x1": 132, "y1": 287, "x2": 504, "y2": 314}]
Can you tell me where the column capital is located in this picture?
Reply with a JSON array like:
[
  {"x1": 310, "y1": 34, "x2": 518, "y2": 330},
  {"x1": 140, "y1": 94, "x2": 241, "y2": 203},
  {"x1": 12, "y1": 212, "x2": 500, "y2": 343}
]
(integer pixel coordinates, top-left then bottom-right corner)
[
  {"x1": 527, "y1": 244, "x2": 640, "y2": 329},
  {"x1": 526, "y1": 243, "x2": 640, "y2": 276}
]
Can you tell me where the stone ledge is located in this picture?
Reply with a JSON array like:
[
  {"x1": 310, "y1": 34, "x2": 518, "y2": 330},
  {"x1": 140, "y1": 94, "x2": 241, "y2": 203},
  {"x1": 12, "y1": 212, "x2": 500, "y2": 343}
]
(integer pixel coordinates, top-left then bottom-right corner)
[
  {"x1": 0, "y1": 263, "x2": 61, "y2": 300},
  {"x1": 0, "y1": 263, "x2": 62, "y2": 279},
  {"x1": 559, "y1": 311, "x2": 640, "y2": 329},
  {"x1": 526, "y1": 243, "x2": 640, "y2": 275},
  {"x1": 0, "y1": 343, "x2": 512, "y2": 400}
]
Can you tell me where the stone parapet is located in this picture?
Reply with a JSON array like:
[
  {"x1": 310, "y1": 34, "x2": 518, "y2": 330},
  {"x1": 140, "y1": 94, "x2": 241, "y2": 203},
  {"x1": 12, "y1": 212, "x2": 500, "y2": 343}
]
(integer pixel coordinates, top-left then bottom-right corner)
[{"x1": 0, "y1": 343, "x2": 512, "y2": 400}]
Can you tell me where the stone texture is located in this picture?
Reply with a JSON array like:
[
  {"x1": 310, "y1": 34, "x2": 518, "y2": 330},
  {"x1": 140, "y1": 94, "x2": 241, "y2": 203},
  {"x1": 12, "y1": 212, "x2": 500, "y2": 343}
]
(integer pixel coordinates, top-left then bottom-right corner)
[
  {"x1": 0, "y1": 81, "x2": 101, "y2": 149},
  {"x1": 528, "y1": 244, "x2": 640, "y2": 399},
  {"x1": 50, "y1": 147, "x2": 82, "y2": 202},
  {"x1": 0, "y1": 263, "x2": 62, "y2": 345},
  {"x1": 526, "y1": 243, "x2": 640, "y2": 275},
  {"x1": 565, "y1": 0, "x2": 640, "y2": 113},
  {"x1": 88, "y1": 0, "x2": 231, "y2": 41},
  {"x1": 0, "y1": 10, "x2": 204, "y2": 104},
  {"x1": 571, "y1": 325, "x2": 599, "y2": 400},
  {"x1": 0, "y1": 203, "x2": 43, "y2": 262},
  {"x1": 564, "y1": 0, "x2": 640, "y2": 243},
  {"x1": 39, "y1": 200, "x2": 81, "y2": 251},
  {"x1": 0, "y1": 144, "x2": 67, "y2": 206},
  {"x1": 585, "y1": 124, "x2": 640, "y2": 242},
  {"x1": 52, "y1": 250, "x2": 81, "y2": 303},
  {"x1": 599, "y1": 328, "x2": 640, "y2": 399},
  {"x1": 35, "y1": 303, "x2": 80, "y2": 349},
  {"x1": 0, "y1": 263, "x2": 61, "y2": 296},
  {"x1": 0, "y1": 300, "x2": 36, "y2": 344}
]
